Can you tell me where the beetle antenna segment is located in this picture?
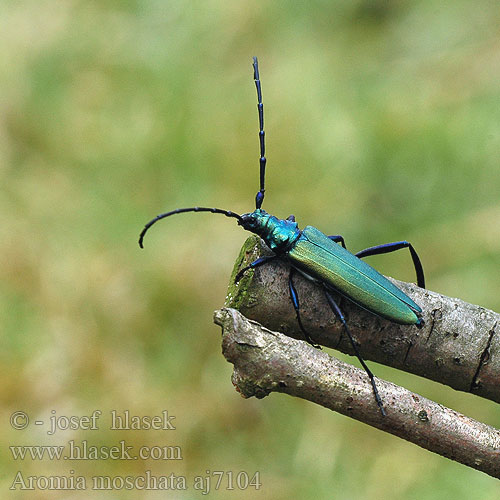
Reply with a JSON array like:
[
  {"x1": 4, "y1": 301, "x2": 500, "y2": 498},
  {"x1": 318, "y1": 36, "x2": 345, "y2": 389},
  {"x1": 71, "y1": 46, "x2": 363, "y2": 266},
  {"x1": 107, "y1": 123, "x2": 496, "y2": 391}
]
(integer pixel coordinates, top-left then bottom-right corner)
[
  {"x1": 253, "y1": 56, "x2": 266, "y2": 209},
  {"x1": 139, "y1": 207, "x2": 243, "y2": 248}
]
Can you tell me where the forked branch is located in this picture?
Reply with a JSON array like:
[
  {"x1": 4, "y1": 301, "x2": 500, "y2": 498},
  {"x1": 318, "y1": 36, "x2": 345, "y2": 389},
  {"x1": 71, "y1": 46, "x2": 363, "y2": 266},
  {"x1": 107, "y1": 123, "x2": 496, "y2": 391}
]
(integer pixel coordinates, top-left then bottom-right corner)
[
  {"x1": 225, "y1": 236, "x2": 500, "y2": 404},
  {"x1": 214, "y1": 307, "x2": 500, "y2": 479}
]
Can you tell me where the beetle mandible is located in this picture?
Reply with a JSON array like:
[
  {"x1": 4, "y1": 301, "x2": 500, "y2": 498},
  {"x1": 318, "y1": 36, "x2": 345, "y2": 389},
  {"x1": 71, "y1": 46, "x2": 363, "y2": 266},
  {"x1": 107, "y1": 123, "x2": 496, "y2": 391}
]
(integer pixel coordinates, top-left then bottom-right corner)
[{"x1": 139, "y1": 57, "x2": 426, "y2": 416}]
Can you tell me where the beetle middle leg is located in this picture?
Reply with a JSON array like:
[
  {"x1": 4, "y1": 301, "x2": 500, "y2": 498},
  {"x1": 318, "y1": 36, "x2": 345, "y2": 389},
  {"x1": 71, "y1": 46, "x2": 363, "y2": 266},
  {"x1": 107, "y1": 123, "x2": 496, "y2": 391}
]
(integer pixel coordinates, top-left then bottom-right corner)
[
  {"x1": 289, "y1": 268, "x2": 321, "y2": 349},
  {"x1": 323, "y1": 286, "x2": 386, "y2": 416},
  {"x1": 327, "y1": 235, "x2": 347, "y2": 249},
  {"x1": 355, "y1": 241, "x2": 425, "y2": 288}
]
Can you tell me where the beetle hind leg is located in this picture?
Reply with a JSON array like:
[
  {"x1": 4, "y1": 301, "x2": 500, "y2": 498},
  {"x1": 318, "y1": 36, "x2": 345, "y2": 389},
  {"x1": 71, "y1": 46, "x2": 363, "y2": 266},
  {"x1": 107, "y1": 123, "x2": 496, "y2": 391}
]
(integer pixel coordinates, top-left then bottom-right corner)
[
  {"x1": 355, "y1": 241, "x2": 425, "y2": 289},
  {"x1": 323, "y1": 286, "x2": 386, "y2": 417},
  {"x1": 289, "y1": 268, "x2": 321, "y2": 349}
]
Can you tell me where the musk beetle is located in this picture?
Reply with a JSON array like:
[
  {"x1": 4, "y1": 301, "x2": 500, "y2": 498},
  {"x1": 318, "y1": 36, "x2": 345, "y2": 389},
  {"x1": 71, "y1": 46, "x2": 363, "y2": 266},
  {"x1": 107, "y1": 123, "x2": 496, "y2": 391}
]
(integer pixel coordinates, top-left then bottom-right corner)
[{"x1": 139, "y1": 57, "x2": 425, "y2": 416}]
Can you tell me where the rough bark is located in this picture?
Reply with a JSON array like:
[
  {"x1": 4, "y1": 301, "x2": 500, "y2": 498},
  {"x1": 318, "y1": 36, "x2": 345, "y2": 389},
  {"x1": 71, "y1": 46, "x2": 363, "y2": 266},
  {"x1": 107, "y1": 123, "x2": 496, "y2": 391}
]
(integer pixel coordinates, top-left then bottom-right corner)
[
  {"x1": 225, "y1": 236, "x2": 500, "y2": 404},
  {"x1": 214, "y1": 307, "x2": 500, "y2": 479}
]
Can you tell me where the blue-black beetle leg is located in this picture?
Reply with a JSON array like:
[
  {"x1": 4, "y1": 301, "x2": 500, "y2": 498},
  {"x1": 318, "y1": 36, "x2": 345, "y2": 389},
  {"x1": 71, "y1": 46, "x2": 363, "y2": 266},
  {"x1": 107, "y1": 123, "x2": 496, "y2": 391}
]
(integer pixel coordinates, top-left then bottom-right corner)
[
  {"x1": 235, "y1": 255, "x2": 277, "y2": 283},
  {"x1": 327, "y1": 235, "x2": 347, "y2": 249},
  {"x1": 323, "y1": 286, "x2": 386, "y2": 417},
  {"x1": 289, "y1": 268, "x2": 321, "y2": 349},
  {"x1": 355, "y1": 241, "x2": 425, "y2": 289},
  {"x1": 286, "y1": 214, "x2": 296, "y2": 222}
]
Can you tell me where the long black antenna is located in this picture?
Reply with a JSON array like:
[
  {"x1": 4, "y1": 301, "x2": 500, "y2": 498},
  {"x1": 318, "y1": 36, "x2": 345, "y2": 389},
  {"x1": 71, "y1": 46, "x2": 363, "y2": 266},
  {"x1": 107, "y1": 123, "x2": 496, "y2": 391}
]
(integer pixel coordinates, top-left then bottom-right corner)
[
  {"x1": 139, "y1": 207, "x2": 242, "y2": 248},
  {"x1": 253, "y1": 56, "x2": 266, "y2": 209}
]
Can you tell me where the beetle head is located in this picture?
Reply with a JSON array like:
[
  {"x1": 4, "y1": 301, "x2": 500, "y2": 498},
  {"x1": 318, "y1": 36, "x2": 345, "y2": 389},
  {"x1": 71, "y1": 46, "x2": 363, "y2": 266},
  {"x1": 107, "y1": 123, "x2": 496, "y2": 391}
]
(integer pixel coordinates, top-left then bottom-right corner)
[{"x1": 239, "y1": 209, "x2": 301, "y2": 253}]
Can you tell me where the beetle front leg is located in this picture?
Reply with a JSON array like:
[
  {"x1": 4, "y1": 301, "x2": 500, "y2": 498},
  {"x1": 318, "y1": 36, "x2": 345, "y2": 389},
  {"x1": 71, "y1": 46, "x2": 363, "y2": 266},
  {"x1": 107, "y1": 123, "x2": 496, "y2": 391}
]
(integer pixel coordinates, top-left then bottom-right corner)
[
  {"x1": 323, "y1": 286, "x2": 386, "y2": 416},
  {"x1": 289, "y1": 268, "x2": 321, "y2": 349},
  {"x1": 355, "y1": 241, "x2": 425, "y2": 288},
  {"x1": 235, "y1": 255, "x2": 278, "y2": 282}
]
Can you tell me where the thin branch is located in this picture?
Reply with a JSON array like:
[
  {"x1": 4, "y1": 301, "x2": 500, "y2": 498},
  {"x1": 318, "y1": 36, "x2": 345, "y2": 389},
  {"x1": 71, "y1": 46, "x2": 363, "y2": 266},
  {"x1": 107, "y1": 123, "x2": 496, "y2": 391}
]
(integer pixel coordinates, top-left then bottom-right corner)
[
  {"x1": 225, "y1": 236, "x2": 500, "y2": 404},
  {"x1": 214, "y1": 307, "x2": 500, "y2": 479}
]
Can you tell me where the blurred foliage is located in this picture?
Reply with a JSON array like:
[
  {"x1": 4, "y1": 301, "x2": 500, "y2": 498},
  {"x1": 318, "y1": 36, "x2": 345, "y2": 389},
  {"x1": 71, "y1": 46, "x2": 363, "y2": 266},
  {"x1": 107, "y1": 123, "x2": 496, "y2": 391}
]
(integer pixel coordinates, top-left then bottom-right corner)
[{"x1": 1, "y1": 1, "x2": 500, "y2": 499}]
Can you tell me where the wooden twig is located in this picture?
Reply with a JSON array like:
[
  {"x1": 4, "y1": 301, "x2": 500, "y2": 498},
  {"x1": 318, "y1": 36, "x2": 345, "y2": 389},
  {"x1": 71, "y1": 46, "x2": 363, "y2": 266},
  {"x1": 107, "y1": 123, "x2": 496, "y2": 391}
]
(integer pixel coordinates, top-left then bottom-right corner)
[
  {"x1": 225, "y1": 236, "x2": 500, "y2": 404},
  {"x1": 214, "y1": 307, "x2": 500, "y2": 479}
]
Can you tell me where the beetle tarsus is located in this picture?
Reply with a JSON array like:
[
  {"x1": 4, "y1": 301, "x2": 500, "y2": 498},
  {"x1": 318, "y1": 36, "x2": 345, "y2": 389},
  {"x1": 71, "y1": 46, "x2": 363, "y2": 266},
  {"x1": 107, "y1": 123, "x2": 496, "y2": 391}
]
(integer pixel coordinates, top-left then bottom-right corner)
[
  {"x1": 324, "y1": 286, "x2": 386, "y2": 416},
  {"x1": 235, "y1": 268, "x2": 248, "y2": 283},
  {"x1": 368, "y1": 374, "x2": 387, "y2": 417}
]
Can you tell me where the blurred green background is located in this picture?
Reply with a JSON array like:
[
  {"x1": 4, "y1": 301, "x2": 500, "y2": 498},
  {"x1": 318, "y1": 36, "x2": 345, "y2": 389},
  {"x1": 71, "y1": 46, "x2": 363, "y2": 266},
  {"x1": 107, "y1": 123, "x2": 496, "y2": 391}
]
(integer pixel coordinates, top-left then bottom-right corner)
[{"x1": 2, "y1": 1, "x2": 500, "y2": 498}]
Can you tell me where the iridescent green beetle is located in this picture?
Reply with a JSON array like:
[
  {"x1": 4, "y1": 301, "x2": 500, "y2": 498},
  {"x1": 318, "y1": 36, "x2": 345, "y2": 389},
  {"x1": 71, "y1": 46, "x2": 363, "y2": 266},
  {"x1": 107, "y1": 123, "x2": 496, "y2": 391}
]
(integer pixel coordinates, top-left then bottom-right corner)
[{"x1": 139, "y1": 58, "x2": 425, "y2": 416}]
